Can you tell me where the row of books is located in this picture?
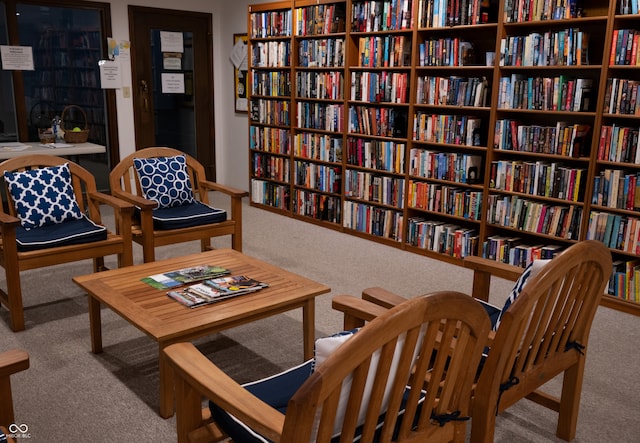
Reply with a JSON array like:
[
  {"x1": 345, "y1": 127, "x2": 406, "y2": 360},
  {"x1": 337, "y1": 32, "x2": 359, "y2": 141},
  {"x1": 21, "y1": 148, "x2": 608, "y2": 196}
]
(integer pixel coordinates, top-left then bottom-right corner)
[
  {"x1": 297, "y1": 71, "x2": 344, "y2": 101},
  {"x1": 407, "y1": 181, "x2": 483, "y2": 220},
  {"x1": 294, "y1": 3, "x2": 346, "y2": 36},
  {"x1": 249, "y1": 126, "x2": 290, "y2": 155},
  {"x1": 252, "y1": 153, "x2": 290, "y2": 182},
  {"x1": 412, "y1": 112, "x2": 482, "y2": 147},
  {"x1": 250, "y1": 10, "x2": 292, "y2": 38},
  {"x1": 292, "y1": 190, "x2": 341, "y2": 223},
  {"x1": 497, "y1": 75, "x2": 593, "y2": 112},
  {"x1": 409, "y1": 148, "x2": 482, "y2": 184},
  {"x1": 168, "y1": 276, "x2": 269, "y2": 308},
  {"x1": 417, "y1": 39, "x2": 475, "y2": 67},
  {"x1": 251, "y1": 41, "x2": 291, "y2": 68},
  {"x1": 250, "y1": 179, "x2": 290, "y2": 210},
  {"x1": 406, "y1": 217, "x2": 479, "y2": 258},
  {"x1": 293, "y1": 132, "x2": 342, "y2": 163},
  {"x1": 499, "y1": 28, "x2": 589, "y2": 67},
  {"x1": 482, "y1": 237, "x2": 564, "y2": 267},
  {"x1": 493, "y1": 119, "x2": 590, "y2": 158},
  {"x1": 357, "y1": 35, "x2": 412, "y2": 68},
  {"x1": 503, "y1": 0, "x2": 581, "y2": 23},
  {"x1": 343, "y1": 201, "x2": 404, "y2": 241},
  {"x1": 294, "y1": 161, "x2": 341, "y2": 194},
  {"x1": 346, "y1": 138, "x2": 405, "y2": 173},
  {"x1": 251, "y1": 71, "x2": 291, "y2": 97},
  {"x1": 350, "y1": 71, "x2": 409, "y2": 104},
  {"x1": 250, "y1": 98, "x2": 290, "y2": 126},
  {"x1": 587, "y1": 211, "x2": 640, "y2": 254},
  {"x1": 298, "y1": 38, "x2": 344, "y2": 68},
  {"x1": 603, "y1": 78, "x2": 640, "y2": 115},
  {"x1": 416, "y1": 0, "x2": 490, "y2": 28},
  {"x1": 489, "y1": 160, "x2": 586, "y2": 202},
  {"x1": 349, "y1": 106, "x2": 408, "y2": 138},
  {"x1": 351, "y1": 0, "x2": 412, "y2": 32},
  {"x1": 415, "y1": 75, "x2": 489, "y2": 108},
  {"x1": 597, "y1": 124, "x2": 640, "y2": 164},
  {"x1": 345, "y1": 170, "x2": 405, "y2": 207},
  {"x1": 620, "y1": 0, "x2": 640, "y2": 15},
  {"x1": 592, "y1": 169, "x2": 640, "y2": 211},
  {"x1": 297, "y1": 102, "x2": 343, "y2": 132},
  {"x1": 609, "y1": 29, "x2": 640, "y2": 66},
  {"x1": 486, "y1": 194, "x2": 582, "y2": 240},
  {"x1": 609, "y1": 258, "x2": 640, "y2": 302}
]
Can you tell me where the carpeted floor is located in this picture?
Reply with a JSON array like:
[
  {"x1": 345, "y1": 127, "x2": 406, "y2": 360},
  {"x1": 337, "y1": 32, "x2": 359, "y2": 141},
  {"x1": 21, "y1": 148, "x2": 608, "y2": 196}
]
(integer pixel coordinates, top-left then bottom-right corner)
[{"x1": 1, "y1": 196, "x2": 639, "y2": 442}]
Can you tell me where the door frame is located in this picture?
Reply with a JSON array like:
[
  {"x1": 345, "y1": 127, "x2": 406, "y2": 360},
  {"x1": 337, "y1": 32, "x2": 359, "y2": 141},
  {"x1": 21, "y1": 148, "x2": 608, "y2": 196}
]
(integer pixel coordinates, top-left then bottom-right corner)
[{"x1": 128, "y1": 6, "x2": 216, "y2": 179}]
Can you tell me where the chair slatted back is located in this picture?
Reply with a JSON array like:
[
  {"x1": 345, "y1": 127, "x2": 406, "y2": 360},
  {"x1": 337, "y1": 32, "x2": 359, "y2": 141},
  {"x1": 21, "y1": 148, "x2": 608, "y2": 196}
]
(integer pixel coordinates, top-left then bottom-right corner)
[
  {"x1": 282, "y1": 292, "x2": 491, "y2": 443},
  {"x1": 476, "y1": 240, "x2": 612, "y2": 414}
]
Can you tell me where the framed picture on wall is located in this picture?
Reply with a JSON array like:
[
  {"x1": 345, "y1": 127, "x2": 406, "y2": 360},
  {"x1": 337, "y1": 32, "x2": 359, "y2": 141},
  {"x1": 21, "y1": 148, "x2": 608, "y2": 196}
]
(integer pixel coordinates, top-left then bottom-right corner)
[{"x1": 232, "y1": 33, "x2": 248, "y2": 113}]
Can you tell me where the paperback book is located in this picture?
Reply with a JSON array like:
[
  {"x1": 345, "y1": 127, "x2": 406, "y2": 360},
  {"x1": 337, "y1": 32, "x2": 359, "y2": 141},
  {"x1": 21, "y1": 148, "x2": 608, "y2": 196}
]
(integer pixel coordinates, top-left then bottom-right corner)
[
  {"x1": 167, "y1": 275, "x2": 269, "y2": 308},
  {"x1": 141, "y1": 265, "x2": 230, "y2": 289}
]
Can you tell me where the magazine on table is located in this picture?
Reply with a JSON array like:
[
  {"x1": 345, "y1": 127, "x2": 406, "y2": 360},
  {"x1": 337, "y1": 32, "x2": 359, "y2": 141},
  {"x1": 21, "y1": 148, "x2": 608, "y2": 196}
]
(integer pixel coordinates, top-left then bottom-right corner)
[
  {"x1": 141, "y1": 265, "x2": 230, "y2": 289},
  {"x1": 167, "y1": 275, "x2": 268, "y2": 307}
]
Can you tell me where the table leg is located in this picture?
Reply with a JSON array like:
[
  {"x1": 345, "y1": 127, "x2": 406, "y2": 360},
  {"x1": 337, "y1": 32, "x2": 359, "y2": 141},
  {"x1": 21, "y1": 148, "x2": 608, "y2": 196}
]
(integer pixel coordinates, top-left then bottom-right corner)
[
  {"x1": 159, "y1": 343, "x2": 174, "y2": 418},
  {"x1": 302, "y1": 298, "x2": 316, "y2": 360},
  {"x1": 88, "y1": 295, "x2": 103, "y2": 353}
]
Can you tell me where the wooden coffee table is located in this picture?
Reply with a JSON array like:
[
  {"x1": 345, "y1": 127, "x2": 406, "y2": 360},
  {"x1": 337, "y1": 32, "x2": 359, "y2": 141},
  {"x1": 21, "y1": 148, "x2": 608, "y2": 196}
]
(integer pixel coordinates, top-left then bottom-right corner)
[{"x1": 72, "y1": 249, "x2": 330, "y2": 418}]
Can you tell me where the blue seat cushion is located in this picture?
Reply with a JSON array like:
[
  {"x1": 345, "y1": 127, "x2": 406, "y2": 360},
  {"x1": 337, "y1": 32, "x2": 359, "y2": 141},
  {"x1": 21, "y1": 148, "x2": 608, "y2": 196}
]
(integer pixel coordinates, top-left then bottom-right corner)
[
  {"x1": 209, "y1": 360, "x2": 423, "y2": 443},
  {"x1": 151, "y1": 201, "x2": 226, "y2": 230},
  {"x1": 16, "y1": 215, "x2": 108, "y2": 252}
]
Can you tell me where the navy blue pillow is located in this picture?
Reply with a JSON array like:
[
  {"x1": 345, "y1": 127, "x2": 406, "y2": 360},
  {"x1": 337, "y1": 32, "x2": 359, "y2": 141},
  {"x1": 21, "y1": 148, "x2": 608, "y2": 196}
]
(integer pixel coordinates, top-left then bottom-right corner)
[{"x1": 133, "y1": 155, "x2": 195, "y2": 208}]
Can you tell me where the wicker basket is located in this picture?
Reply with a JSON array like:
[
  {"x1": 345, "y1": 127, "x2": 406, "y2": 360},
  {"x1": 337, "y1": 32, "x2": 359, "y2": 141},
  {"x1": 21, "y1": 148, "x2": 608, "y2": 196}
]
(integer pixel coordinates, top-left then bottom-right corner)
[{"x1": 61, "y1": 105, "x2": 90, "y2": 143}]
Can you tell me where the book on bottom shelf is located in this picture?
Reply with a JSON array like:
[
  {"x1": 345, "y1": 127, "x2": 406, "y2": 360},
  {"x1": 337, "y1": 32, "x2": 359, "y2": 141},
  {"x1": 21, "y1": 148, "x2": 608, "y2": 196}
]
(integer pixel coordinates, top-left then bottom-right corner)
[{"x1": 167, "y1": 275, "x2": 269, "y2": 308}]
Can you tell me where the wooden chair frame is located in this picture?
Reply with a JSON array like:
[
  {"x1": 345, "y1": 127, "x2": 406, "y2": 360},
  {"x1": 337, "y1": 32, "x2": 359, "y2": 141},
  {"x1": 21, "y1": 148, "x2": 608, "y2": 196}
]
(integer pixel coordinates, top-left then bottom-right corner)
[
  {"x1": 109, "y1": 147, "x2": 248, "y2": 263},
  {"x1": 0, "y1": 348, "x2": 29, "y2": 432},
  {"x1": 165, "y1": 292, "x2": 492, "y2": 443},
  {"x1": 0, "y1": 155, "x2": 133, "y2": 331},
  {"x1": 332, "y1": 241, "x2": 612, "y2": 442}
]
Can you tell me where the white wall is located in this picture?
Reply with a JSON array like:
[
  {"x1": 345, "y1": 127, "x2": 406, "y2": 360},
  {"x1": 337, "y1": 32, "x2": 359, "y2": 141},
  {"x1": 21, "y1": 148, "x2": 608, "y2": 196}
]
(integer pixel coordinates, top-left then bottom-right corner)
[{"x1": 103, "y1": 0, "x2": 271, "y2": 191}]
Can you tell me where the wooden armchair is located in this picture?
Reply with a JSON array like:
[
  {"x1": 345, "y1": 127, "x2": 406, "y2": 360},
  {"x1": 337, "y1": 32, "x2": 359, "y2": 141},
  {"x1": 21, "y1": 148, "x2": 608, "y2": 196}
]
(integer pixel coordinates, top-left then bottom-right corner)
[
  {"x1": 164, "y1": 292, "x2": 491, "y2": 443},
  {"x1": 109, "y1": 147, "x2": 248, "y2": 263},
  {"x1": 0, "y1": 155, "x2": 133, "y2": 331},
  {"x1": 0, "y1": 349, "x2": 29, "y2": 440},
  {"x1": 332, "y1": 240, "x2": 612, "y2": 442}
]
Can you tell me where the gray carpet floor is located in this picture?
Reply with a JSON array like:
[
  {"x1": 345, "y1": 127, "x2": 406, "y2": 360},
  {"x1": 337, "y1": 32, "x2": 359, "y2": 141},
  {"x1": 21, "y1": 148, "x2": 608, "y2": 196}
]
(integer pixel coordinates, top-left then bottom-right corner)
[{"x1": 1, "y1": 196, "x2": 639, "y2": 442}]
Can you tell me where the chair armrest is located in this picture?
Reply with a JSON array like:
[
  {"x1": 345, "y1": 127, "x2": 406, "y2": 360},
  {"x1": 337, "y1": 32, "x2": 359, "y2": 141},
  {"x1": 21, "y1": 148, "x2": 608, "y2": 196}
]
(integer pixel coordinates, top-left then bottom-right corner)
[
  {"x1": 110, "y1": 189, "x2": 158, "y2": 210},
  {"x1": 463, "y1": 256, "x2": 523, "y2": 302},
  {"x1": 332, "y1": 295, "x2": 392, "y2": 330},
  {"x1": 0, "y1": 349, "x2": 29, "y2": 377},
  {"x1": 198, "y1": 180, "x2": 249, "y2": 198},
  {"x1": 164, "y1": 342, "x2": 285, "y2": 442},
  {"x1": 88, "y1": 191, "x2": 135, "y2": 213},
  {"x1": 0, "y1": 212, "x2": 20, "y2": 228},
  {"x1": 361, "y1": 287, "x2": 407, "y2": 308}
]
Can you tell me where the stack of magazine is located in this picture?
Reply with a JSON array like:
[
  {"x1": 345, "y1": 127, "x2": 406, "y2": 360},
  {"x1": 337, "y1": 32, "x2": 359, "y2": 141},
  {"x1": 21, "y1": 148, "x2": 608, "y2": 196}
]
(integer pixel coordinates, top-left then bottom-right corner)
[
  {"x1": 141, "y1": 265, "x2": 231, "y2": 289},
  {"x1": 167, "y1": 275, "x2": 269, "y2": 308}
]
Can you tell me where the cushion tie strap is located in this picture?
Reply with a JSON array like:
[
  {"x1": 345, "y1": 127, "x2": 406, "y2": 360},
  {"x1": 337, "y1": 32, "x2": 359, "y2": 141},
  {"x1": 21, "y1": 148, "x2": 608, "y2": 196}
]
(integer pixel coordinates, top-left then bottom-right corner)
[
  {"x1": 565, "y1": 340, "x2": 585, "y2": 355},
  {"x1": 430, "y1": 410, "x2": 469, "y2": 427},
  {"x1": 496, "y1": 375, "x2": 520, "y2": 415}
]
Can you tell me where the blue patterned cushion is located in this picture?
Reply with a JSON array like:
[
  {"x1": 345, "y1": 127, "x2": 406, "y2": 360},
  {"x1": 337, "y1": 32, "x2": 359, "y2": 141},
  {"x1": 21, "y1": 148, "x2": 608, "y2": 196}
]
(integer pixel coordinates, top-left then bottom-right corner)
[
  {"x1": 15, "y1": 215, "x2": 107, "y2": 252},
  {"x1": 4, "y1": 163, "x2": 83, "y2": 230},
  {"x1": 493, "y1": 259, "x2": 551, "y2": 331},
  {"x1": 151, "y1": 201, "x2": 227, "y2": 230},
  {"x1": 133, "y1": 155, "x2": 195, "y2": 209}
]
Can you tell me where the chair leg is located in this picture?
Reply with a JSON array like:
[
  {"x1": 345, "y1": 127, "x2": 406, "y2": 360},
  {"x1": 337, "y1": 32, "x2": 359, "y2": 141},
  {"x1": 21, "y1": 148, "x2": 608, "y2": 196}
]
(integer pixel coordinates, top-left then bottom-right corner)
[
  {"x1": 556, "y1": 360, "x2": 585, "y2": 441},
  {"x1": 6, "y1": 274, "x2": 25, "y2": 332},
  {"x1": 469, "y1": 398, "x2": 497, "y2": 443}
]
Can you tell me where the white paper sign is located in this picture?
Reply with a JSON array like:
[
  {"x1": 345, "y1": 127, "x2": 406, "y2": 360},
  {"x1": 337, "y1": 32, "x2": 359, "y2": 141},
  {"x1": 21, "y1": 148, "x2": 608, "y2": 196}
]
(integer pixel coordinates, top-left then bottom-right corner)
[
  {"x1": 229, "y1": 40, "x2": 247, "y2": 69},
  {"x1": 99, "y1": 59, "x2": 122, "y2": 88},
  {"x1": 0, "y1": 45, "x2": 34, "y2": 70},
  {"x1": 161, "y1": 73, "x2": 185, "y2": 94},
  {"x1": 160, "y1": 31, "x2": 184, "y2": 53}
]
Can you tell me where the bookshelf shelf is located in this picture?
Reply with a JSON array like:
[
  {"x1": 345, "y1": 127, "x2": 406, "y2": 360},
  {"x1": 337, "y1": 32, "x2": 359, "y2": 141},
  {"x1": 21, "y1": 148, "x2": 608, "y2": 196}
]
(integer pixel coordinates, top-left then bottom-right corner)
[{"x1": 248, "y1": 0, "x2": 640, "y2": 315}]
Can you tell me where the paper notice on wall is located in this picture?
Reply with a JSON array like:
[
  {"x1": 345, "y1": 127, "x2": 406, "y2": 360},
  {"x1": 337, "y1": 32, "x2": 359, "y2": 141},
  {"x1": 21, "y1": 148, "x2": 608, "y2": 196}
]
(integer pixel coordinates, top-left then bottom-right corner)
[
  {"x1": 0, "y1": 45, "x2": 34, "y2": 70},
  {"x1": 161, "y1": 73, "x2": 185, "y2": 94},
  {"x1": 99, "y1": 59, "x2": 122, "y2": 88}
]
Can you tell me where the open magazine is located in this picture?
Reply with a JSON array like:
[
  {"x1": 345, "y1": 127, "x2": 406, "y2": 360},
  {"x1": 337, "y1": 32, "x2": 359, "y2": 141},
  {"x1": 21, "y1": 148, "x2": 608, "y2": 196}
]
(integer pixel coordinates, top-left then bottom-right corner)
[
  {"x1": 167, "y1": 275, "x2": 268, "y2": 308},
  {"x1": 141, "y1": 265, "x2": 230, "y2": 289}
]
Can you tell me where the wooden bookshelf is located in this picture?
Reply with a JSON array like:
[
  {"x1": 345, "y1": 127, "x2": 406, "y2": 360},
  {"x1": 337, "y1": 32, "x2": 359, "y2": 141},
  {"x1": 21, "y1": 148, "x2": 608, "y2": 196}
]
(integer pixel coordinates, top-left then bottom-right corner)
[{"x1": 247, "y1": 0, "x2": 640, "y2": 316}]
